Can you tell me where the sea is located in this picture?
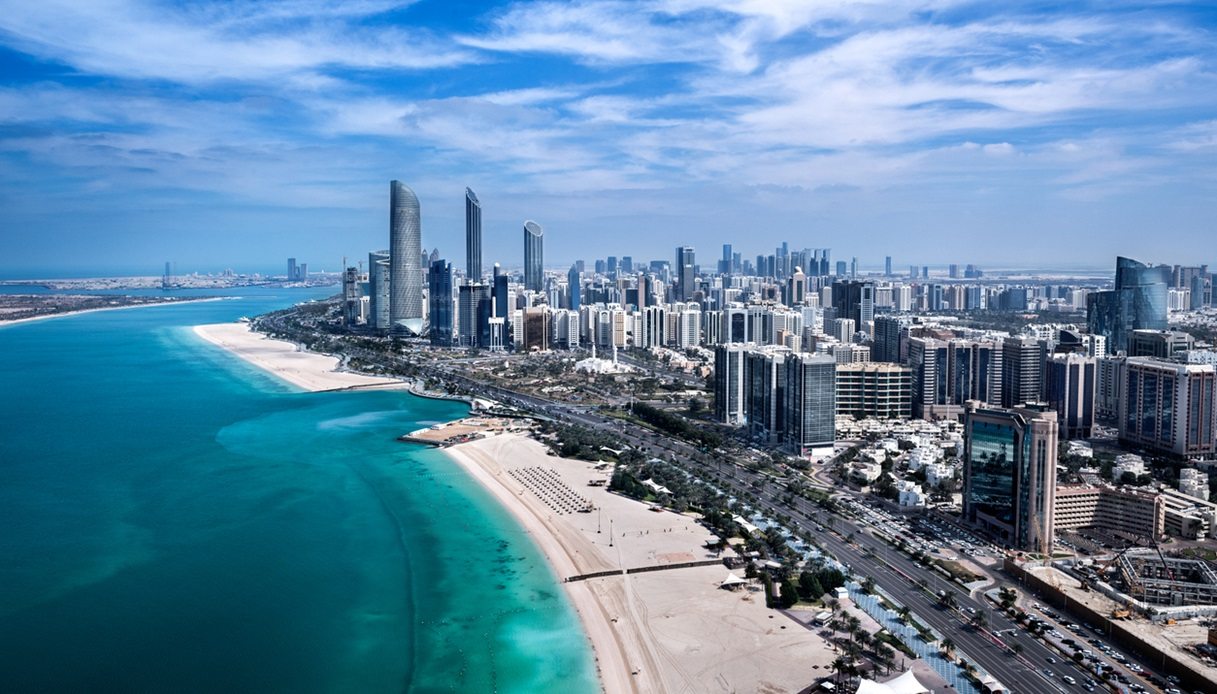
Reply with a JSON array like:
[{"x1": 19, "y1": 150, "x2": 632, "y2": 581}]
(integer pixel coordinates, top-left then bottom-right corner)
[{"x1": 0, "y1": 286, "x2": 598, "y2": 693}]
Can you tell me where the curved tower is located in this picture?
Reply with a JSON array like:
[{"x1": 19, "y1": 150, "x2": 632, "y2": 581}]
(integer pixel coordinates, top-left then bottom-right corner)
[
  {"x1": 465, "y1": 187, "x2": 482, "y2": 282},
  {"x1": 524, "y1": 220, "x2": 544, "y2": 292},
  {"x1": 389, "y1": 181, "x2": 423, "y2": 334}
]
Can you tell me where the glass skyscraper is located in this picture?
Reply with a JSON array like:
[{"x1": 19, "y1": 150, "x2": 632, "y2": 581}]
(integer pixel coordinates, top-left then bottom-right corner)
[
  {"x1": 427, "y1": 259, "x2": 453, "y2": 347},
  {"x1": 465, "y1": 187, "x2": 481, "y2": 282},
  {"x1": 963, "y1": 403, "x2": 1058, "y2": 554},
  {"x1": 389, "y1": 181, "x2": 424, "y2": 334},
  {"x1": 1087, "y1": 256, "x2": 1169, "y2": 354},
  {"x1": 523, "y1": 220, "x2": 544, "y2": 292}
]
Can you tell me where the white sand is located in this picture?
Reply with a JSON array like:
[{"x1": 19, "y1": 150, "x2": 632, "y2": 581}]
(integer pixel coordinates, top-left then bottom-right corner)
[
  {"x1": 192, "y1": 322, "x2": 406, "y2": 393},
  {"x1": 445, "y1": 433, "x2": 833, "y2": 694}
]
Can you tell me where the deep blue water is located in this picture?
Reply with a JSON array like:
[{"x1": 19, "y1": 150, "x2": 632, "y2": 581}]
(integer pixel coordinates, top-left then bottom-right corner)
[{"x1": 0, "y1": 288, "x2": 597, "y2": 693}]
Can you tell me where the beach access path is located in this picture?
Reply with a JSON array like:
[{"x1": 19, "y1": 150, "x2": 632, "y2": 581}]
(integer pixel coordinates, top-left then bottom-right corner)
[
  {"x1": 445, "y1": 433, "x2": 834, "y2": 694},
  {"x1": 193, "y1": 322, "x2": 407, "y2": 393}
]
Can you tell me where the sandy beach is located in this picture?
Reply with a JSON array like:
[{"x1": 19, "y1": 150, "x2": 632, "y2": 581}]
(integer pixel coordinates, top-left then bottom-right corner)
[
  {"x1": 193, "y1": 322, "x2": 407, "y2": 393},
  {"x1": 0, "y1": 297, "x2": 225, "y2": 328},
  {"x1": 445, "y1": 432, "x2": 834, "y2": 694}
]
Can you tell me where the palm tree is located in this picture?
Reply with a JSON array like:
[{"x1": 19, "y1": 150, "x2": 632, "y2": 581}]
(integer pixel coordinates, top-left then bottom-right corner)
[
  {"x1": 971, "y1": 610, "x2": 988, "y2": 631},
  {"x1": 831, "y1": 656, "x2": 850, "y2": 685},
  {"x1": 938, "y1": 591, "x2": 958, "y2": 609},
  {"x1": 940, "y1": 637, "x2": 955, "y2": 659}
]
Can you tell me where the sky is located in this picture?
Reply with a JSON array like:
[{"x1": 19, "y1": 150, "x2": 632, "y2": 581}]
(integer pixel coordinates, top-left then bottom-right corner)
[{"x1": 1, "y1": 1, "x2": 1216, "y2": 276}]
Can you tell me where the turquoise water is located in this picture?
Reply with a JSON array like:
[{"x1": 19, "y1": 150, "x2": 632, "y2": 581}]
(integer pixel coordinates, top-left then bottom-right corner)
[{"x1": 0, "y1": 288, "x2": 597, "y2": 693}]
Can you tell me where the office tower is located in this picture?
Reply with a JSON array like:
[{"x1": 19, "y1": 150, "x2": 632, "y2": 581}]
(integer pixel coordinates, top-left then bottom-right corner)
[
  {"x1": 162, "y1": 261, "x2": 172, "y2": 290},
  {"x1": 1087, "y1": 256, "x2": 1170, "y2": 354},
  {"x1": 368, "y1": 250, "x2": 391, "y2": 330},
  {"x1": 835, "y1": 260, "x2": 847, "y2": 277},
  {"x1": 465, "y1": 187, "x2": 481, "y2": 282},
  {"x1": 746, "y1": 346, "x2": 789, "y2": 444},
  {"x1": 427, "y1": 259, "x2": 453, "y2": 346},
  {"x1": 675, "y1": 307, "x2": 701, "y2": 349},
  {"x1": 850, "y1": 257, "x2": 858, "y2": 278},
  {"x1": 523, "y1": 220, "x2": 544, "y2": 292},
  {"x1": 389, "y1": 181, "x2": 424, "y2": 334},
  {"x1": 1120, "y1": 358, "x2": 1217, "y2": 457},
  {"x1": 621, "y1": 256, "x2": 633, "y2": 274},
  {"x1": 492, "y1": 264, "x2": 509, "y2": 316},
  {"x1": 458, "y1": 282, "x2": 490, "y2": 348},
  {"x1": 949, "y1": 264, "x2": 960, "y2": 279},
  {"x1": 567, "y1": 265, "x2": 581, "y2": 312},
  {"x1": 1001, "y1": 337, "x2": 1046, "y2": 408},
  {"x1": 963, "y1": 402, "x2": 1058, "y2": 555},
  {"x1": 594, "y1": 259, "x2": 607, "y2": 275},
  {"x1": 675, "y1": 246, "x2": 696, "y2": 301},
  {"x1": 714, "y1": 343, "x2": 748, "y2": 424},
  {"x1": 298, "y1": 263, "x2": 308, "y2": 279},
  {"x1": 784, "y1": 353, "x2": 837, "y2": 453},
  {"x1": 636, "y1": 273, "x2": 649, "y2": 312},
  {"x1": 721, "y1": 244, "x2": 733, "y2": 275},
  {"x1": 1128, "y1": 329, "x2": 1194, "y2": 359},
  {"x1": 885, "y1": 256, "x2": 892, "y2": 277},
  {"x1": 786, "y1": 266, "x2": 808, "y2": 306},
  {"x1": 287, "y1": 257, "x2": 297, "y2": 281},
  {"x1": 518, "y1": 307, "x2": 551, "y2": 351},
  {"x1": 872, "y1": 316, "x2": 907, "y2": 364},
  {"x1": 832, "y1": 280, "x2": 876, "y2": 327},
  {"x1": 921, "y1": 266, "x2": 929, "y2": 279},
  {"x1": 835, "y1": 363, "x2": 913, "y2": 419},
  {"x1": 819, "y1": 249, "x2": 831, "y2": 276},
  {"x1": 908, "y1": 265, "x2": 918, "y2": 279},
  {"x1": 1045, "y1": 353, "x2": 1096, "y2": 439},
  {"x1": 607, "y1": 256, "x2": 618, "y2": 277},
  {"x1": 342, "y1": 266, "x2": 362, "y2": 327}
]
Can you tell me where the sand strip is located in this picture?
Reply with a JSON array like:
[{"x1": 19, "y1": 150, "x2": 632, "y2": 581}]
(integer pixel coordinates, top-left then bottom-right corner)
[
  {"x1": 0, "y1": 297, "x2": 225, "y2": 328},
  {"x1": 192, "y1": 322, "x2": 406, "y2": 393}
]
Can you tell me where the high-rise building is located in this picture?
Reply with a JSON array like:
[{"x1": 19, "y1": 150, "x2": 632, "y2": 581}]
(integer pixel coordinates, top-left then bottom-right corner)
[
  {"x1": 721, "y1": 244, "x2": 733, "y2": 275},
  {"x1": 885, "y1": 256, "x2": 892, "y2": 277},
  {"x1": 368, "y1": 250, "x2": 391, "y2": 331},
  {"x1": 523, "y1": 221, "x2": 544, "y2": 292},
  {"x1": 342, "y1": 266, "x2": 363, "y2": 327},
  {"x1": 836, "y1": 362, "x2": 912, "y2": 419},
  {"x1": 389, "y1": 181, "x2": 424, "y2": 334},
  {"x1": 1044, "y1": 353, "x2": 1096, "y2": 439},
  {"x1": 1001, "y1": 337, "x2": 1046, "y2": 408},
  {"x1": 1087, "y1": 256, "x2": 1170, "y2": 354},
  {"x1": 832, "y1": 280, "x2": 875, "y2": 327},
  {"x1": 784, "y1": 353, "x2": 837, "y2": 454},
  {"x1": 287, "y1": 257, "x2": 297, "y2": 281},
  {"x1": 427, "y1": 259, "x2": 453, "y2": 346},
  {"x1": 714, "y1": 343, "x2": 749, "y2": 424},
  {"x1": 465, "y1": 187, "x2": 481, "y2": 282},
  {"x1": 458, "y1": 283, "x2": 490, "y2": 348},
  {"x1": 675, "y1": 246, "x2": 696, "y2": 301},
  {"x1": 1120, "y1": 358, "x2": 1217, "y2": 457},
  {"x1": 963, "y1": 402, "x2": 1058, "y2": 555},
  {"x1": 567, "y1": 265, "x2": 581, "y2": 312},
  {"x1": 1128, "y1": 329, "x2": 1194, "y2": 359},
  {"x1": 872, "y1": 315, "x2": 908, "y2": 364}
]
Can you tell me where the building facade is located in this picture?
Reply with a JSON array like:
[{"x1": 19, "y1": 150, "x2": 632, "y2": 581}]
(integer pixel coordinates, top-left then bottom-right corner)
[
  {"x1": 389, "y1": 181, "x2": 424, "y2": 334},
  {"x1": 523, "y1": 220, "x2": 544, "y2": 292},
  {"x1": 1120, "y1": 357, "x2": 1217, "y2": 457}
]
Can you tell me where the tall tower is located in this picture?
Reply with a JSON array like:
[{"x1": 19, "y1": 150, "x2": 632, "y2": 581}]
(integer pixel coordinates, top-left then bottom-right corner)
[
  {"x1": 465, "y1": 187, "x2": 482, "y2": 282},
  {"x1": 675, "y1": 246, "x2": 696, "y2": 301},
  {"x1": 524, "y1": 220, "x2": 544, "y2": 292},
  {"x1": 389, "y1": 181, "x2": 423, "y2": 334}
]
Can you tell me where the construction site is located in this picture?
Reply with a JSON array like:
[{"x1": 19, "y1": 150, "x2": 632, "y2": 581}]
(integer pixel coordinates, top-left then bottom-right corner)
[{"x1": 1116, "y1": 550, "x2": 1217, "y2": 607}]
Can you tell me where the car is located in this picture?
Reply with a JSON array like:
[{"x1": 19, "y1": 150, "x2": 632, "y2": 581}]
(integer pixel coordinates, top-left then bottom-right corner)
[
  {"x1": 1047, "y1": 657, "x2": 1057, "y2": 664},
  {"x1": 1043, "y1": 669, "x2": 1054, "y2": 678},
  {"x1": 1063, "y1": 676, "x2": 1076, "y2": 685}
]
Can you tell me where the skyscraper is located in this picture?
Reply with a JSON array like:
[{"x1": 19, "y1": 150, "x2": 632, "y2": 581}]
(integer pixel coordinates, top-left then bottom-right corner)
[
  {"x1": 523, "y1": 220, "x2": 544, "y2": 292},
  {"x1": 287, "y1": 257, "x2": 297, "y2": 281},
  {"x1": 567, "y1": 264, "x2": 581, "y2": 312},
  {"x1": 465, "y1": 187, "x2": 481, "y2": 282},
  {"x1": 784, "y1": 353, "x2": 837, "y2": 454},
  {"x1": 458, "y1": 283, "x2": 490, "y2": 348},
  {"x1": 428, "y1": 259, "x2": 453, "y2": 346},
  {"x1": 1001, "y1": 336, "x2": 1046, "y2": 408},
  {"x1": 884, "y1": 256, "x2": 892, "y2": 277},
  {"x1": 714, "y1": 343, "x2": 748, "y2": 424},
  {"x1": 389, "y1": 181, "x2": 424, "y2": 334},
  {"x1": 1120, "y1": 358, "x2": 1217, "y2": 457},
  {"x1": 675, "y1": 246, "x2": 696, "y2": 301},
  {"x1": 1087, "y1": 256, "x2": 1170, "y2": 354},
  {"x1": 368, "y1": 250, "x2": 391, "y2": 331},
  {"x1": 1045, "y1": 353, "x2": 1096, "y2": 439},
  {"x1": 963, "y1": 402, "x2": 1058, "y2": 555},
  {"x1": 832, "y1": 280, "x2": 875, "y2": 327}
]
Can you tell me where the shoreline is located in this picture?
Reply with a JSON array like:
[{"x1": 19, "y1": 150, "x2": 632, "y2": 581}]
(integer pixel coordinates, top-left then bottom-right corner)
[
  {"x1": 192, "y1": 321, "x2": 408, "y2": 393},
  {"x1": 442, "y1": 432, "x2": 832, "y2": 694},
  {"x1": 0, "y1": 297, "x2": 226, "y2": 328}
]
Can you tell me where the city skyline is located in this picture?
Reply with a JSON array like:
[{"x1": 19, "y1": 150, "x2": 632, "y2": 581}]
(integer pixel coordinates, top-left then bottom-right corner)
[{"x1": 2, "y1": 2, "x2": 1216, "y2": 274}]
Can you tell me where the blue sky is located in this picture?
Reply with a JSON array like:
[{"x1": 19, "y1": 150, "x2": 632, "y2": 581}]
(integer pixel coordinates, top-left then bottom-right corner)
[{"x1": 1, "y1": 1, "x2": 1215, "y2": 276}]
